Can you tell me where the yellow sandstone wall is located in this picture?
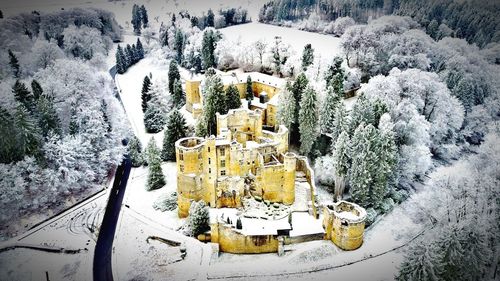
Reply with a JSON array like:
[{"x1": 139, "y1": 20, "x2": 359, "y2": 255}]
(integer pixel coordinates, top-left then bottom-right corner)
[
  {"x1": 210, "y1": 223, "x2": 279, "y2": 254},
  {"x1": 322, "y1": 203, "x2": 366, "y2": 250},
  {"x1": 185, "y1": 80, "x2": 201, "y2": 113}
]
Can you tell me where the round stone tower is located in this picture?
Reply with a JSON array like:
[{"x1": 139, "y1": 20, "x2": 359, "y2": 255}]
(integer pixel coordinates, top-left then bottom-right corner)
[
  {"x1": 323, "y1": 201, "x2": 367, "y2": 250},
  {"x1": 175, "y1": 137, "x2": 205, "y2": 218}
]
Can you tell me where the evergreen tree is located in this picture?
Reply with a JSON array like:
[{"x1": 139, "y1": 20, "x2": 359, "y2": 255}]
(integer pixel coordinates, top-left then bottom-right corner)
[
  {"x1": 349, "y1": 123, "x2": 373, "y2": 205},
  {"x1": 128, "y1": 135, "x2": 144, "y2": 167},
  {"x1": 115, "y1": 45, "x2": 127, "y2": 74},
  {"x1": 324, "y1": 56, "x2": 344, "y2": 87},
  {"x1": 136, "y1": 38, "x2": 145, "y2": 60},
  {"x1": 125, "y1": 44, "x2": 134, "y2": 67},
  {"x1": 225, "y1": 84, "x2": 242, "y2": 110},
  {"x1": 69, "y1": 105, "x2": 79, "y2": 135},
  {"x1": 161, "y1": 109, "x2": 187, "y2": 161},
  {"x1": 168, "y1": 60, "x2": 180, "y2": 95},
  {"x1": 371, "y1": 114, "x2": 397, "y2": 208},
  {"x1": 203, "y1": 75, "x2": 226, "y2": 135},
  {"x1": 141, "y1": 75, "x2": 152, "y2": 112},
  {"x1": 298, "y1": 86, "x2": 318, "y2": 155},
  {"x1": 349, "y1": 94, "x2": 374, "y2": 135},
  {"x1": 140, "y1": 5, "x2": 149, "y2": 28},
  {"x1": 202, "y1": 29, "x2": 219, "y2": 69},
  {"x1": 8, "y1": 49, "x2": 20, "y2": 78},
  {"x1": 195, "y1": 114, "x2": 208, "y2": 137},
  {"x1": 14, "y1": 105, "x2": 41, "y2": 159},
  {"x1": 333, "y1": 131, "x2": 350, "y2": 201},
  {"x1": 320, "y1": 85, "x2": 341, "y2": 136},
  {"x1": 290, "y1": 73, "x2": 308, "y2": 140},
  {"x1": 188, "y1": 200, "x2": 210, "y2": 236},
  {"x1": 132, "y1": 4, "x2": 142, "y2": 35},
  {"x1": 12, "y1": 81, "x2": 35, "y2": 112},
  {"x1": 206, "y1": 9, "x2": 215, "y2": 27},
  {"x1": 331, "y1": 103, "x2": 349, "y2": 143},
  {"x1": 277, "y1": 82, "x2": 296, "y2": 130},
  {"x1": 427, "y1": 19, "x2": 439, "y2": 39},
  {"x1": 36, "y1": 95, "x2": 61, "y2": 137},
  {"x1": 146, "y1": 137, "x2": 165, "y2": 191},
  {"x1": 31, "y1": 79, "x2": 43, "y2": 100},
  {"x1": 372, "y1": 98, "x2": 388, "y2": 127},
  {"x1": 245, "y1": 75, "x2": 253, "y2": 101},
  {"x1": 144, "y1": 99, "x2": 166, "y2": 133},
  {"x1": 301, "y1": 43, "x2": 314, "y2": 71},
  {"x1": 172, "y1": 79, "x2": 184, "y2": 109},
  {"x1": 174, "y1": 29, "x2": 184, "y2": 63}
]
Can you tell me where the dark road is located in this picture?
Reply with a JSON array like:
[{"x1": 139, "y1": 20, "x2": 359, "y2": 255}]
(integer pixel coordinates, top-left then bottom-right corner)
[{"x1": 93, "y1": 154, "x2": 131, "y2": 281}]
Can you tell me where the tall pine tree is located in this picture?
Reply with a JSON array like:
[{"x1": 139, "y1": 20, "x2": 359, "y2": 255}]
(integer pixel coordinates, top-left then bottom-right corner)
[
  {"x1": 136, "y1": 38, "x2": 145, "y2": 60},
  {"x1": 245, "y1": 75, "x2": 253, "y2": 101},
  {"x1": 301, "y1": 43, "x2": 314, "y2": 71},
  {"x1": 172, "y1": 79, "x2": 184, "y2": 109},
  {"x1": 203, "y1": 74, "x2": 225, "y2": 135},
  {"x1": 349, "y1": 123, "x2": 373, "y2": 205},
  {"x1": 277, "y1": 82, "x2": 296, "y2": 130},
  {"x1": 128, "y1": 135, "x2": 144, "y2": 167},
  {"x1": 331, "y1": 103, "x2": 349, "y2": 144},
  {"x1": 145, "y1": 137, "x2": 165, "y2": 191},
  {"x1": 161, "y1": 109, "x2": 187, "y2": 161},
  {"x1": 174, "y1": 29, "x2": 184, "y2": 63},
  {"x1": 31, "y1": 79, "x2": 43, "y2": 100},
  {"x1": 202, "y1": 29, "x2": 219, "y2": 70},
  {"x1": 115, "y1": 45, "x2": 127, "y2": 74},
  {"x1": 298, "y1": 86, "x2": 318, "y2": 155},
  {"x1": 333, "y1": 131, "x2": 350, "y2": 201},
  {"x1": 319, "y1": 85, "x2": 341, "y2": 136},
  {"x1": 225, "y1": 84, "x2": 241, "y2": 110},
  {"x1": 36, "y1": 95, "x2": 61, "y2": 137},
  {"x1": 12, "y1": 81, "x2": 35, "y2": 112},
  {"x1": 132, "y1": 4, "x2": 142, "y2": 35},
  {"x1": 140, "y1": 5, "x2": 149, "y2": 28},
  {"x1": 8, "y1": 50, "x2": 20, "y2": 78},
  {"x1": 168, "y1": 60, "x2": 180, "y2": 95},
  {"x1": 141, "y1": 75, "x2": 152, "y2": 112}
]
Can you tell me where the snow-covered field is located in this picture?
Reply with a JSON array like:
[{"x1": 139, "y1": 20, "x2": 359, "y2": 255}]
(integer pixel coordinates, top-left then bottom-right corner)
[{"x1": 219, "y1": 22, "x2": 343, "y2": 60}]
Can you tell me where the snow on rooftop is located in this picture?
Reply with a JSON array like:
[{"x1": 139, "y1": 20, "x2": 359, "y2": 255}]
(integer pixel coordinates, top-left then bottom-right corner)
[
  {"x1": 267, "y1": 92, "x2": 281, "y2": 106},
  {"x1": 240, "y1": 216, "x2": 290, "y2": 236},
  {"x1": 289, "y1": 212, "x2": 324, "y2": 237}
]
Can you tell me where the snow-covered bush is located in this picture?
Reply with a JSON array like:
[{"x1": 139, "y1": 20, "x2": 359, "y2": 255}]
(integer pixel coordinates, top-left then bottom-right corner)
[
  {"x1": 153, "y1": 192, "x2": 177, "y2": 212},
  {"x1": 343, "y1": 67, "x2": 361, "y2": 90},
  {"x1": 313, "y1": 155, "x2": 336, "y2": 188},
  {"x1": 365, "y1": 208, "x2": 378, "y2": 226},
  {"x1": 188, "y1": 201, "x2": 210, "y2": 237}
]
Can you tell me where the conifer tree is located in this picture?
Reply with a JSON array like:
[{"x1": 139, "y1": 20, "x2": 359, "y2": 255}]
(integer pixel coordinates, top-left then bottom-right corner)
[
  {"x1": 225, "y1": 84, "x2": 241, "y2": 110},
  {"x1": 141, "y1": 75, "x2": 152, "y2": 112},
  {"x1": 174, "y1": 29, "x2": 184, "y2": 63},
  {"x1": 128, "y1": 135, "x2": 144, "y2": 167},
  {"x1": 69, "y1": 105, "x2": 79, "y2": 135},
  {"x1": 277, "y1": 82, "x2": 296, "y2": 130},
  {"x1": 145, "y1": 137, "x2": 165, "y2": 191},
  {"x1": 12, "y1": 81, "x2": 35, "y2": 112},
  {"x1": 31, "y1": 80, "x2": 43, "y2": 100},
  {"x1": 132, "y1": 4, "x2": 142, "y2": 35},
  {"x1": 301, "y1": 43, "x2": 314, "y2": 71},
  {"x1": 36, "y1": 95, "x2": 61, "y2": 137},
  {"x1": 206, "y1": 9, "x2": 215, "y2": 27},
  {"x1": 324, "y1": 56, "x2": 344, "y2": 87},
  {"x1": 372, "y1": 98, "x2": 388, "y2": 127},
  {"x1": 371, "y1": 114, "x2": 397, "y2": 208},
  {"x1": 8, "y1": 49, "x2": 20, "y2": 78},
  {"x1": 144, "y1": 99, "x2": 166, "y2": 133},
  {"x1": 202, "y1": 29, "x2": 219, "y2": 69},
  {"x1": 14, "y1": 105, "x2": 41, "y2": 159},
  {"x1": 161, "y1": 109, "x2": 187, "y2": 161},
  {"x1": 115, "y1": 45, "x2": 127, "y2": 74},
  {"x1": 203, "y1": 74, "x2": 225, "y2": 135},
  {"x1": 168, "y1": 60, "x2": 180, "y2": 95},
  {"x1": 320, "y1": 85, "x2": 341, "y2": 135},
  {"x1": 245, "y1": 75, "x2": 253, "y2": 101},
  {"x1": 331, "y1": 103, "x2": 349, "y2": 143},
  {"x1": 195, "y1": 114, "x2": 208, "y2": 137},
  {"x1": 396, "y1": 239, "x2": 444, "y2": 281},
  {"x1": 298, "y1": 86, "x2": 318, "y2": 155},
  {"x1": 289, "y1": 73, "x2": 308, "y2": 141},
  {"x1": 125, "y1": 44, "x2": 134, "y2": 66},
  {"x1": 172, "y1": 79, "x2": 184, "y2": 109},
  {"x1": 140, "y1": 5, "x2": 149, "y2": 28},
  {"x1": 349, "y1": 94, "x2": 374, "y2": 135},
  {"x1": 333, "y1": 131, "x2": 350, "y2": 201},
  {"x1": 349, "y1": 123, "x2": 373, "y2": 205},
  {"x1": 136, "y1": 38, "x2": 145, "y2": 60}
]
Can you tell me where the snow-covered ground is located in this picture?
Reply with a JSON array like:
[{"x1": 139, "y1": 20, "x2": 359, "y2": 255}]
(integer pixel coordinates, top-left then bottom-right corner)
[{"x1": 219, "y1": 22, "x2": 342, "y2": 61}]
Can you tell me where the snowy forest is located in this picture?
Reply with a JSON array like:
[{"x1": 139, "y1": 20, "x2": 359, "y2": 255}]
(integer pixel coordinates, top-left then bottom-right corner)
[{"x1": 0, "y1": 8, "x2": 129, "y2": 238}]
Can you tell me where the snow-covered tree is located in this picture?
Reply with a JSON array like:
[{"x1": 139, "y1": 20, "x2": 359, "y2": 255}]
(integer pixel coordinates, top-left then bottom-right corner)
[
  {"x1": 62, "y1": 25, "x2": 107, "y2": 60},
  {"x1": 349, "y1": 94, "x2": 375, "y2": 135},
  {"x1": 188, "y1": 200, "x2": 210, "y2": 237},
  {"x1": 8, "y1": 50, "x2": 20, "y2": 78},
  {"x1": 168, "y1": 60, "x2": 180, "y2": 95},
  {"x1": 319, "y1": 85, "x2": 341, "y2": 136},
  {"x1": 144, "y1": 93, "x2": 166, "y2": 133},
  {"x1": 141, "y1": 75, "x2": 152, "y2": 113},
  {"x1": 333, "y1": 131, "x2": 350, "y2": 200},
  {"x1": 298, "y1": 86, "x2": 318, "y2": 155},
  {"x1": 396, "y1": 239, "x2": 444, "y2": 281},
  {"x1": 139, "y1": 5, "x2": 148, "y2": 28},
  {"x1": 331, "y1": 103, "x2": 349, "y2": 144},
  {"x1": 203, "y1": 74, "x2": 226, "y2": 135},
  {"x1": 161, "y1": 109, "x2": 187, "y2": 161},
  {"x1": 301, "y1": 43, "x2": 314, "y2": 71},
  {"x1": 30, "y1": 39, "x2": 64, "y2": 71},
  {"x1": 277, "y1": 82, "x2": 296, "y2": 130},
  {"x1": 145, "y1": 137, "x2": 165, "y2": 191},
  {"x1": 128, "y1": 135, "x2": 144, "y2": 167},
  {"x1": 172, "y1": 79, "x2": 184, "y2": 109},
  {"x1": 202, "y1": 28, "x2": 220, "y2": 70},
  {"x1": 132, "y1": 4, "x2": 142, "y2": 35}
]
